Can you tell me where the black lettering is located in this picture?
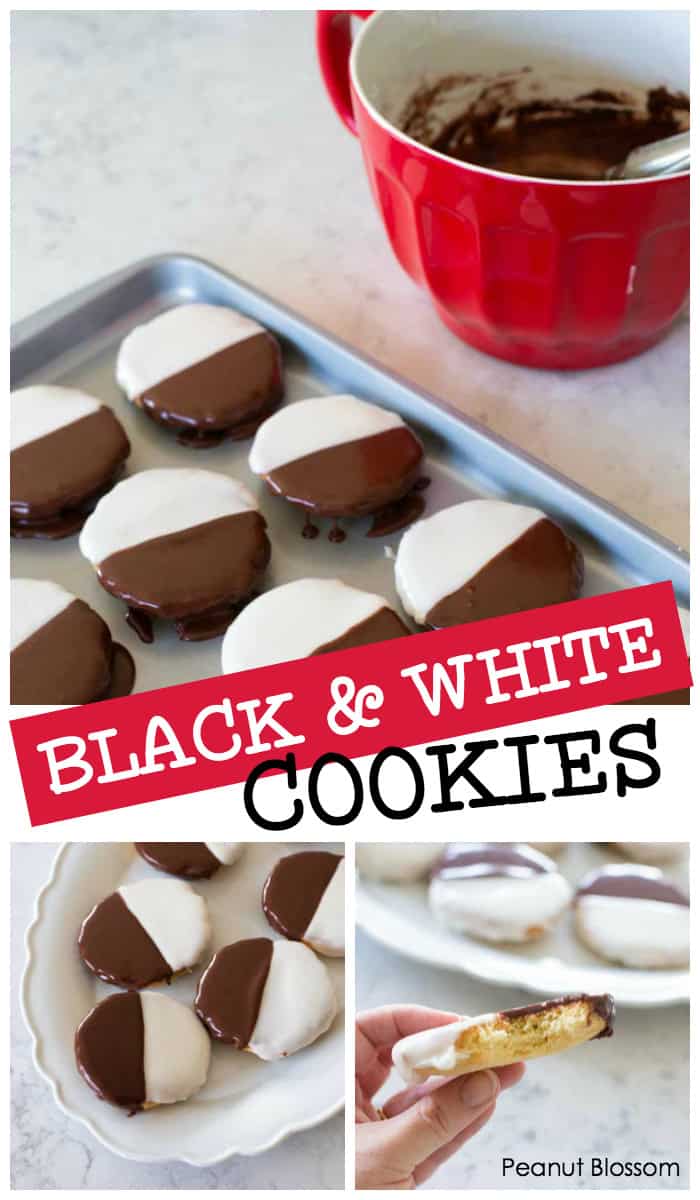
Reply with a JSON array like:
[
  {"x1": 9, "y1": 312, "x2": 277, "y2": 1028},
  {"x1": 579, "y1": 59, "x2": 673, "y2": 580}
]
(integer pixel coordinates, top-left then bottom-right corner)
[
  {"x1": 308, "y1": 752, "x2": 363, "y2": 824},
  {"x1": 610, "y1": 719, "x2": 660, "y2": 796},
  {"x1": 369, "y1": 746, "x2": 424, "y2": 819},
  {"x1": 543, "y1": 730, "x2": 606, "y2": 796},
  {"x1": 501, "y1": 735, "x2": 546, "y2": 803},
  {"x1": 243, "y1": 753, "x2": 302, "y2": 830},
  {"x1": 425, "y1": 740, "x2": 498, "y2": 811}
]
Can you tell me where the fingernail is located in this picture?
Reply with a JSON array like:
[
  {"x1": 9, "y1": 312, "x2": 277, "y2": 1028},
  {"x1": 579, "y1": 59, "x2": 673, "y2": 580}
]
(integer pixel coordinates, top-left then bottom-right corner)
[{"x1": 460, "y1": 1070, "x2": 498, "y2": 1108}]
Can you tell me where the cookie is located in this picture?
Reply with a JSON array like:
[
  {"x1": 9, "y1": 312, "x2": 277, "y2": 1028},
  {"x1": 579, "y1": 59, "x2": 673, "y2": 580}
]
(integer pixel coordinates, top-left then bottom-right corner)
[
  {"x1": 356, "y1": 843, "x2": 445, "y2": 883},
  {"x1": 78, "y1": 878, "x2": 211, "y2": 988},
  {"x1": 10, "y1": 577, "x2": 134, "y2": 704},
  {"x1": 262, "y1": 850, "x2": 344, "y2": 957},
  {"x1": 195, "y1": 937, "x2": 337, "y2": 1059},
  {"x1": 135, "y1": 842, "x2": 244, "y2": 878},
  {"x1": 75, "y1": 991, "x2": 210, "y2": 1111},
  {"x1": 392, "y1": 994, "x2": 615, "y2": 1085},
  {"x1": 574, "y1": 865, "x2": 689, "y2": 968},
  {"x1": 611, "y1": 842, "x2": 686, "y2": 864},
  {"x1": 429, "y1": 843, "x2": 572, "y2": 943},
  {"x1": 11, "y1": 385, "x2": 130, "y2": 538},
  {"x1": 395, "y1": 499, "x2": 583, "y2": 627},
  {"x1": 249, "y1": 394, "x2": 425, "y2": 538},
  {"x1": 79, "y1": 468, "x2": 270, "y2": 642},
  {"x1": 221, "y1": 578, "x2": 409, "y2": 673},
  {"x1": 116, "y1": 303, "x2": 283, "y2": 447}
]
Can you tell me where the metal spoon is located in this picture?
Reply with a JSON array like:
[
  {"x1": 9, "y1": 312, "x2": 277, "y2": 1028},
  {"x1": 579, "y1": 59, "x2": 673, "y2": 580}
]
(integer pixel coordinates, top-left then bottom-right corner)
[{"x1": 607, "y1": 129, "x2": 690, "y2": 180}]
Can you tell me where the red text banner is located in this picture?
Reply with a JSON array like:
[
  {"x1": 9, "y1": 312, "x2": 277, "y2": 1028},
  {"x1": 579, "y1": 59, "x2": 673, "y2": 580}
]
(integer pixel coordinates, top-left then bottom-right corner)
[{"x1": 11, "y1": 582, "x2": 691, "y2": 825}]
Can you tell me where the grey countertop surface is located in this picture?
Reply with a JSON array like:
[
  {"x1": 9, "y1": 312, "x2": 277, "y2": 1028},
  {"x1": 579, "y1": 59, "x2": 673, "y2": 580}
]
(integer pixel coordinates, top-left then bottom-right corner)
[
  {"x1": 357, "y1": 930, "x2": 688, "y2": 1189},
  {"x1": 11, "y1": 844, "x2": 344, "y2": 1189}
]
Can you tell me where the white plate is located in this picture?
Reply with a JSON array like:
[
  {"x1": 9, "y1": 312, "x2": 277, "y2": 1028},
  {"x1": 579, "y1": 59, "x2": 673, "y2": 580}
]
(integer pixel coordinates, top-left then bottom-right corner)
[
  {"x1": 22, "y1": 842, "x2": 345, "y2": 1165},
  {"x1": 356, "y1": 842, "x2": 689, "y2": 1007}
]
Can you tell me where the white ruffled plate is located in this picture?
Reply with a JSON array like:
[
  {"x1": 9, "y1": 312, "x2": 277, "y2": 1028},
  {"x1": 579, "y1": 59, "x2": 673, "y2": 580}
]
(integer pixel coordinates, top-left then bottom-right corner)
[
  {"x1": 22, "y1": 843, "x2": 345, "y2": 1165},
  {"x1": 356, "y1": 842, "x2": 689, "y2": 1007}
]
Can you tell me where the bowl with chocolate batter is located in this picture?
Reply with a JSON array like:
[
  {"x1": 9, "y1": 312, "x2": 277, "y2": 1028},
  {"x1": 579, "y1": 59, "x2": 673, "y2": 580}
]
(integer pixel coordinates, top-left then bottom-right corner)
[{"x1": 317, "y1": 10, "x2": 689, "y2": 369}]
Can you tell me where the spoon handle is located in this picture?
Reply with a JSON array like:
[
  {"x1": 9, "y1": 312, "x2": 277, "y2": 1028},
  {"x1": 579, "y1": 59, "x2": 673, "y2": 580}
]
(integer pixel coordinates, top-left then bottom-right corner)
[{"x1": 609, "y1": 130, "x2": 690, "y2": 180}]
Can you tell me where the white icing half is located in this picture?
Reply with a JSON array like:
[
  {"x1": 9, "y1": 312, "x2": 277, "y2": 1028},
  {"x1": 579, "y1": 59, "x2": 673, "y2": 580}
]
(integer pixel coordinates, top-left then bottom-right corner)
[
  {"x1": 249, "y1": 393, "x2": 406, "y2": 474},
  {"x1": 613, "y1": 842, "x2": 686, "y2": 863},
  {"x1": 116, "y1": 303, "x2": 264, "y2": 398},
  {"x1": 11, "y1": 385, "x2": 100, "y2": 452},
  {"x1": 395, "y1": 499, "x2": 545, "y2": 624},
  {"x1": 393, "y1": 1016, "x2": 487, "y2": 1084},
  {"x1": 119, "y1": 879, "x2": 210, "y2": 972},
  {"x1": 11, "y1": 578, "x2": 74, "y2": 651},
  {"x1": 305, "y1": 858, "x2": 345, "y2": 957},
  {"x1": 249, "y1": 941, "x2": 337, "y2": 1060},
  {"x1": 576, "y1": 894, "x2": 689, "y2": 967},
  {"x1": 356, "y1": 843, "x2": 445, "y2": 882},
  {"x1": 205, "y1": 842, "x2": 244, "y2": 865},
  {"x1": 429, "y1": 871, "x2": 572, "y2": 943},
  {"x1": 79, "y1": 468, "x2": 258, "y2": 564},
  {"x1": 141, "y1": 991, "x2": 211, "y2": 1104},
  {"x1": 221, "y1": 577, "x2": 390, "y2": 673}
]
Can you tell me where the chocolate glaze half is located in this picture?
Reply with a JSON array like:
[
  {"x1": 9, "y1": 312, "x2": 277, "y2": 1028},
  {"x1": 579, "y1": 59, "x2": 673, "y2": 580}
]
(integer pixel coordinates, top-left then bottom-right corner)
[
  {"x1": 315, "y1": 606, "x2": 410, "y2": 655},
  {"x1": 135, "y1": 843, "x2": 222, "y2": 879},
  {"x1": 195, "y1": 937, "x2": 273, "y2": 1047},
  {"x1": 432, "y1": 843, "x2": 555, "y2": 882},
  {"x1": 262, "y1": 851, "x2": 341, "y2": 941},
  {"x1": 503, "y1": 992, "x2": 615, "y2": 1038},
  {"x1": 11, "y1": 598, "x2": 113, "y2": 705},
  {"x1": 265, "y1": 426, "x2": 424, "y2": 518},
  {"x1": 78, "y1": 891, "x2": 172, "y2": 988},
  {"x1": 426, "y1": 517, "x2": 583, "y2": 628},
  {"x1": 575, "y1": 866, "x2": 689, "y2": 907},
  {"x1": 75, "y1": 992, "x2": 146, "y2": 1110}
]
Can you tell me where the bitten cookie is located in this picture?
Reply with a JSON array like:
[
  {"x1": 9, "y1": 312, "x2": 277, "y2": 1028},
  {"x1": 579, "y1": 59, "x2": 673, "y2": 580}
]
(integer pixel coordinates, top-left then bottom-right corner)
[
  {"x1": 394, "y1": 499, "x2": 583, "y2": 627},
  {"x1": 75, "y1": 991, "x2": 210, "y2": 1111},
  {"x1": 221, "y1": 578, "x2": 409, "y2": 672},
  {"x1": 11, "y1": 385, "x2": 129, "y2": 538},
  {"x1": 262, "y1": 850, "x2": 345, "y2": 957},
  {"x1": 429, "y1": 843, "x2": 572, "y2": 942},
  {"x1": 10, "y1": 578, "x2": 134, "y2": 704},
  {"x1": 611, "y1": 842, "x2": 686, "y2": 864},
  {"x1": 195, "y1": 937, "x2": 337, "y2": 1059},
  {"x1": 574, "y1": 865, "x2": 689, "y2": 968},
  {"x1": 356, "y1": 843, "x2": 445, "y2": 883},
  {"x1": 135, "y1": 842, "x2": 244, "y2": 878},
  {"x1": 79, "y1": 468, "x2": 270, "y2": 642},
  {"x1": 78, "y1": 878, "x2": 211, "y2": 988},
  {"x1": 116, "y1": 303, "x2": 283, "y2": 446},
  {"x1": 392, "y1": 994, "x2": 615, "y2": 1084},
  {"x1": 249, "y1": 394, "x2": 424, "y2": 537}
]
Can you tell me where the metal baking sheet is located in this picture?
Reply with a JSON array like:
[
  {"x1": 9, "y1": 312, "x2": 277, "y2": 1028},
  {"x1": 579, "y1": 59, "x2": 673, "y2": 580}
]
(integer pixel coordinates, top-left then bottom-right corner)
[{"x1": 11, "y1": 254, "x2": 689, "y2": 697}]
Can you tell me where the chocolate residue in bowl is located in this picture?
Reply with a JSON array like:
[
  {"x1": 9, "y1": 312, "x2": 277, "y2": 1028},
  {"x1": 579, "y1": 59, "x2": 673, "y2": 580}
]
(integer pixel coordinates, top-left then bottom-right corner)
[{"x1": 399, "y1": 70, "x2": 689, "y2": 181}]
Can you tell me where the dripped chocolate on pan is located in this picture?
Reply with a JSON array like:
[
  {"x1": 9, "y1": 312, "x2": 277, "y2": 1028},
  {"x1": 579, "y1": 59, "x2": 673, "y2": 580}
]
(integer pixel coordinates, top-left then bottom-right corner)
[
  {"x1": 195, "y1": 938, "x2": 273, "y2": 1046},
  {"x1": 262, "y1": 851, "x2": 341, "y2": 941},
  {"x1": 97, "y1": 511, "x2": 270, "y2": 632},
  {"x1": 134, "y1": 333, "x2": 283, "y2": 440},
  {"x1": 400, "y1": 74, "x2": 690, "y2": 181},
  {"x1": 426, "y1": 518, "x2": 583, "y2": 627},
  {"x1": 576, "y1": 867, "x2": 689, "y2": 907},
  {"x1": 433, "y1": 843, "x2": 554, "y2": 881},
  {"x1": 504, "y1": 993, "x2": 615, "y2": 1038},
  {"x1": 11, "y1": 598, "x2": 113, "y2": 705},
  {"x1": 11, "y1": 408, "x2": 130, "y2": 537},
  {"x1": 75, "y1": 992, "x2": 146, "y2": 1111},
  {"x1": 266, "y1": 427, "x2": 423, "y2": 518},
  {"x1": 367, "y1": 493, "x2": 426, "y2": 538},
  {"x1": 135, "y1": 843, "x2": 222, "y2": 879},
  {"x1": 78, "y1": 891, "x2": 172, "y2": 988}
]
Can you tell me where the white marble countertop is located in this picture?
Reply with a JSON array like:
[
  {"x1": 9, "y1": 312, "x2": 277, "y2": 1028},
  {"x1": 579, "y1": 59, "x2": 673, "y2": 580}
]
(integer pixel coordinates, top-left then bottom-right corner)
[
  {"x1": 11, "y1": 844, "x2": 344, "y2": 1189},
  {"x1": 11, "y1": 10, "x2": 688, "y2": 549},
  {"x1": 357, "y1": 930, "x2": 688, "y2": 1189}
]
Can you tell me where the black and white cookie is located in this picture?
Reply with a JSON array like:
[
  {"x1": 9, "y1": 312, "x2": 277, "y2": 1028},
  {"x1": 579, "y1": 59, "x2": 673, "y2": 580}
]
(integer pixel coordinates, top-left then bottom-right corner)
[
  {"x1": 79, "y1": 468, "x2": 270, "y2": 642},
  {"x1": 116, "y1": 303, "x2": 283, "y2": 447},
  {"x1": 135, "y1": 842, "x2": 244, "y2": 878},
  {"x1": 78, "y1": 878, "x2": 211, "y2": 988},
  {"x1": 249, "y1": 394, "x2": 424, "y2": 537},
  {"x1": 11, "y1": 385, "x2": 130, "y2": 538},
  {"x1": 395, "y1": 499, "x2": 583, "y2": 627},
  {"x1": 429, "y1": 843, "x2": 572, "y2": 943},
  {"x1": 10, "y1": 578, "x2": 134, "y2": 704},
  {"x1": 221, "y1": 578, "x2": 409, "y2": 673},
  {"x1": 262, "y1": 850, "x2": 345, "y2": 957},
  {"x1": 356, "y1": 843, "x2": 445, "y2": 883},
  {"x1": 75, "y1": 991, "x2": 210, "y2": 1111},
  {"x1": 195, "y1": 937, "x2": 337, "y2": 1060},
  {"x1": 574, "y1": 865, "x2": 689, "y2": 968}
]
